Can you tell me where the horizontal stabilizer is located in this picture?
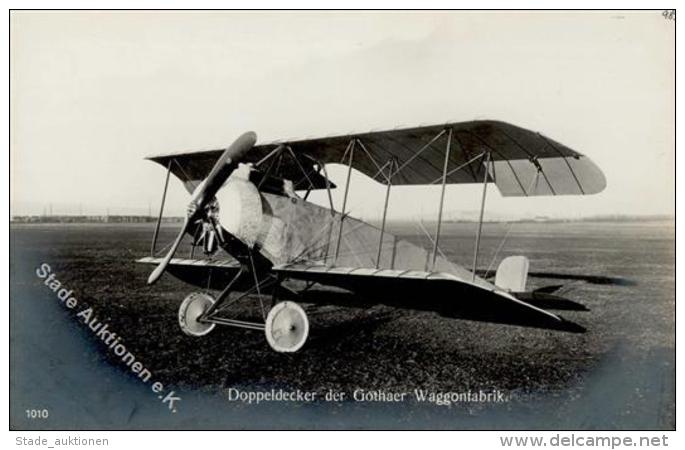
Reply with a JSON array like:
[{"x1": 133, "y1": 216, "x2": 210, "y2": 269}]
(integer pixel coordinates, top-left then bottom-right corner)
[
  {"x1": 512, "y1": 291, "x2": 589, "y2": 312},
  {"x1": 527, "y1": 272, "x2": 636, "y2": 286},
  {"x1": 533, "y1": 284, "x2": 565, "y2": 294},
  {"x1": 476, "y1": 269, "x2": 634, "y2": 287}
]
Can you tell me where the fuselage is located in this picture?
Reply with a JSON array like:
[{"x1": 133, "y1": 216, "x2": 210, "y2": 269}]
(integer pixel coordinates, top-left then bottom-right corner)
[{"x1": 213, "y1": 168, "x2": 495, "y2": 292}]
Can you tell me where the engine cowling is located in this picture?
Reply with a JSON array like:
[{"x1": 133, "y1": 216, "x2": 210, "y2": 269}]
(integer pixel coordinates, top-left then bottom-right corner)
[{"x1": 215, "y1": 163, "x2": 263, "y2": 249}]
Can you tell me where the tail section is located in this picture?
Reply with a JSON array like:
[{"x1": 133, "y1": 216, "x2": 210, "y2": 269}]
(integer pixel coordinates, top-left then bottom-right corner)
[{"x1": 495, "y1": 256, "x2": 529, "y2": 292}]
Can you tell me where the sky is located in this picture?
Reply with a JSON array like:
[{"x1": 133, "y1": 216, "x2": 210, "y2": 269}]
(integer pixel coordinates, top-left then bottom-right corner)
[{"x1": 10, "y1": 11, "x2": 675, "y2": 222}]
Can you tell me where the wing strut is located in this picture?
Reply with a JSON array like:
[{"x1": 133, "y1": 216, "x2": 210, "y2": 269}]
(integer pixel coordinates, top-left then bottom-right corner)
[
  {"x1": 333, "y1": 139, "x2": 356, "y2": 263},
  {"x1": 472, "y1": 152, "x2": 492, "y2": 281},
  {"x1": 151, "y1": 159, "x2": 172, "y2": 256},
  {"x1": 376, "y1": 157, "x2": 398, "y2": 268},
  {"x1": 431, "y1": 128, "x2": 453, "y2": 269}
]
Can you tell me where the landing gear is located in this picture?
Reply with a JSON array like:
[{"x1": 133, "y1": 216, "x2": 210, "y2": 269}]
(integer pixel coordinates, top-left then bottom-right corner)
[
  {"x1": 177, "y1": 272, "x2": 310, "y2": 352},
  {"x1": 265, "y1": 301, "x2": 309, "y2": 352},
  {"x1": 178, "y1": 292, "x2": 216, "y2": 337}
]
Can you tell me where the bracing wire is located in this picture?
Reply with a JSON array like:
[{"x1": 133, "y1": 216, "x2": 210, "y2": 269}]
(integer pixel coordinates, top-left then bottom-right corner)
[{"x1": 482, "y1": 169, "x2": 541, "y2": 279}]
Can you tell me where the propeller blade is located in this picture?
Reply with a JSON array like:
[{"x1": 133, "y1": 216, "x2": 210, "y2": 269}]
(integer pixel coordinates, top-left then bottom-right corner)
[
  {"x1": 146, "y1": 131, "x2": 257, "y2": 285},
  {"x1": 147, "y1": 217, "x2": 191, "y2": 285},
  {"x1": 191, "y1": 131, "x2": 257, "y2": 208}
]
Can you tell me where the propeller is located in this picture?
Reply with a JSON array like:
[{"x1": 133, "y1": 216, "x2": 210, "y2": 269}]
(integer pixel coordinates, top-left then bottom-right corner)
[{"x1": 147, "y1": 131, "x2": 257, "y2": 285}]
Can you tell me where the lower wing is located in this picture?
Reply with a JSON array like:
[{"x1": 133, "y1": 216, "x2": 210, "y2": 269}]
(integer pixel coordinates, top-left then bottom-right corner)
[
  {"x1": 136, "y1": 257, "x2": 585, "y2": 332},
  {"x1": 273, "y1": 263, "x2": 585, "y2": 333}
]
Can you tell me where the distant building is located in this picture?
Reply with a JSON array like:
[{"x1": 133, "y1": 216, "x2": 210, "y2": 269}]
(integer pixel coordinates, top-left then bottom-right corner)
[{"x1": 11, "y1": 215, "x2": 184, "y2": 224}]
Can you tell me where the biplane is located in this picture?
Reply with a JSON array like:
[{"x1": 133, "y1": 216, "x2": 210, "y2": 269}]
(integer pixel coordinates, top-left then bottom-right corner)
[{"x1": 137, "y1": 121, "x2": 607, "y2": 352}]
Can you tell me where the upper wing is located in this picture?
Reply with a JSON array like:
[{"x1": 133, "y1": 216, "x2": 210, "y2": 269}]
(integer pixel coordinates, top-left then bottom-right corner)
[{"x1": 146, "y1": 120, "x2": 605, "y2": 197}]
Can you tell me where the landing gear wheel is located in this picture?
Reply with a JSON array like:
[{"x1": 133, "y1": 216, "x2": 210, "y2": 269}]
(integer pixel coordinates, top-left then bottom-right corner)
[
  {"x1": 178, "y1": 292, "x2": 216, "y2": 337},
  {"x1": 265, "y1": 301, "x2": 309, "y2": 352}
]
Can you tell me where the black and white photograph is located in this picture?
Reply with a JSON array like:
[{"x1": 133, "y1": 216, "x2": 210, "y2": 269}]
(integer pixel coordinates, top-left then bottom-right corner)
[{"x1": 7, "y1": 8, "x2": 676, "y2": 438}]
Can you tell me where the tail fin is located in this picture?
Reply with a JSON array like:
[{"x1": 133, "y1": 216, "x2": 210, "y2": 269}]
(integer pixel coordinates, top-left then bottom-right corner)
[{"x1": 495, "y1": 256, "x2": 529, "y2": 292}]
